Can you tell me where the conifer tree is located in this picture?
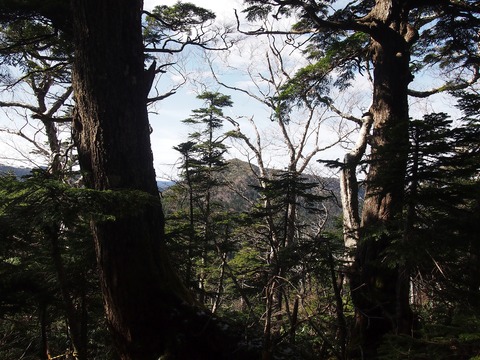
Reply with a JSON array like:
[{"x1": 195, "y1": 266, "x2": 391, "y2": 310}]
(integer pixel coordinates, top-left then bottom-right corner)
[{"x1": 169, "y1": 91, "x2": 233, "y2": 305}]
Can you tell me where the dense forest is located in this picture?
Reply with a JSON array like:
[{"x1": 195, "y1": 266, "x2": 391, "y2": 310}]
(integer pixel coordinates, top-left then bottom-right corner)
[{"x1": 0, "y1": 0, "x2": 479, "y2": 359}]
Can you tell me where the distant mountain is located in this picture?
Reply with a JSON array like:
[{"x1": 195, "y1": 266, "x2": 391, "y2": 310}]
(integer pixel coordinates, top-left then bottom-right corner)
[
  {"x1": 0, "y1": 164, "x2": 175, "y2": 189},
  {"x1": 217, "y1": 158, "x2": 342, "y2": 218},
  {"x1": 157, "y1": 180, "x2": 174, "y2": 191},
  {"x1": 164, "y1": 158, "x2": 342, "y2": 224},
  {"x1": 3, "y1": 164, "x2": 337, "y2": 215},
  {"x1": 0, "y1": 164, "x2": 32, "y2": 177}
]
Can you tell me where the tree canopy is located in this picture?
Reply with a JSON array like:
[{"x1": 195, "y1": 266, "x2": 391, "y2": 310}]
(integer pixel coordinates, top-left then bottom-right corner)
[{"x1": 0, "y1": 1, "x2": 479, "y2": 359}]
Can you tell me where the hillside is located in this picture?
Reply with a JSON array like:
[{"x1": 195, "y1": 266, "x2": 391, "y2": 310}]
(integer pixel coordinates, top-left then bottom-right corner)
[
  {"x1": 165, "y1": 158, "x2": 342, "y2": 225},
  {"x1": 222, "y1": 159, "x2": 342, "y2": 227},
  {"x1": 0, "y1": 164, "x2": 33, "y2": 177},
  {"x1": 0, "y1": 161, "x2": 342, "y2": 225},
  {"x1": 0, "y1": 164, "x2": 174, "y2": 191}
]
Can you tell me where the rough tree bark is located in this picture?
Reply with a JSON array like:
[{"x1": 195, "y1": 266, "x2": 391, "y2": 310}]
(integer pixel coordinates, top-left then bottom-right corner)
[
  {"x1": 72, "y1": 1, "x2": 187, "y2": 358},
  {"x1": 349, "y1": 2, "x2": 418, "y2": 356},
  {"x1": 70, "y1": 1, "x2": 243, "y2": 359}
]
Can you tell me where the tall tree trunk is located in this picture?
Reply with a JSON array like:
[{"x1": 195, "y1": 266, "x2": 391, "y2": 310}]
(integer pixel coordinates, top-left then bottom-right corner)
[
  {"x1": 70, "y1": 1, "x2": 240, "y2": 359},
  {"x1": 349, "y1": 1, "x2": 417, "y2": 357}
]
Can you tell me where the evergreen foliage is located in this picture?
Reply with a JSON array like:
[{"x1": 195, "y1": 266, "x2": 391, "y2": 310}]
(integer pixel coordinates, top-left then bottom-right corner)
[
  {"x1": 0, "y1": 171, "x2": 162, "y2": 359},
  {"x1": 0, "y1": 0, "x2": 480, "y2": 359},
  {"x1": 166, "y1": 91, "x2": 234, "y2": 303},
  {"x1": 376, "y1": 104, "x2": 480, "y2": 358}
]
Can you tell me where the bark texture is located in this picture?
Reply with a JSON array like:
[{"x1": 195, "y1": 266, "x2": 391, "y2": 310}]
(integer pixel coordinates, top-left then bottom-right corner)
[
  {"x1": 70, "y1": 1, "x2": 245, "y2": 358},
  {"x1": 349, "y1": 1, "x2": 417, "y2": 357},
  {"x1": 72, "y1": 1, "x2": 183, "y2": 358}
]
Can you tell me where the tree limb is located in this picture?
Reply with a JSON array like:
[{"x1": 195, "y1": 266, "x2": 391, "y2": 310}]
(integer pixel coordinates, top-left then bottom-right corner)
[
  {"x1": 340, "y1": 111, "x2": 373, "y2": 251},
  {"x1": 408, "y1": 65, "x2": 480, "y2": 98}
]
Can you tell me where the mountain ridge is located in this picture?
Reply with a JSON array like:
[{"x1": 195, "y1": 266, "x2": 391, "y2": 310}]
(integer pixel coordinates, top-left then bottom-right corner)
[{"x1": 0, "y1": 164, "x2": 174, "y2": 191}]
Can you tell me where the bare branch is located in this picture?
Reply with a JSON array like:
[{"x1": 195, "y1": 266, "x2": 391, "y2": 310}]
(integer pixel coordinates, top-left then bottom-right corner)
[
  {"x1": 340, "y1": 112, "x2": 373, "y2": 251},
  {"x1": 0, "y1": 100, "x2": 41, "y2": 113},
  {"x1": 46, "y1": 86, "x2": 73, "y2": 117},
  {"x1": 234, "y1": 9, "x2": 314, "y2": 36},
  {"x1": 147, "y1": 90, "x2": 177, "y2": 104},
  {"x1": 325, "y1": 100, "x2": 363, "y2": 125},
  {"x1": 408, "y1": 65, "x2": 480, "y2": 98},
  {"x1": 147, "y1": 65, "x2": 186, "y2": 104},
  {"x1": 0, "y1": 127, "x2": 49, "y2": 157},
  {"x1": 208, "y1": 60, "x2": 271, "y2": 107}
]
